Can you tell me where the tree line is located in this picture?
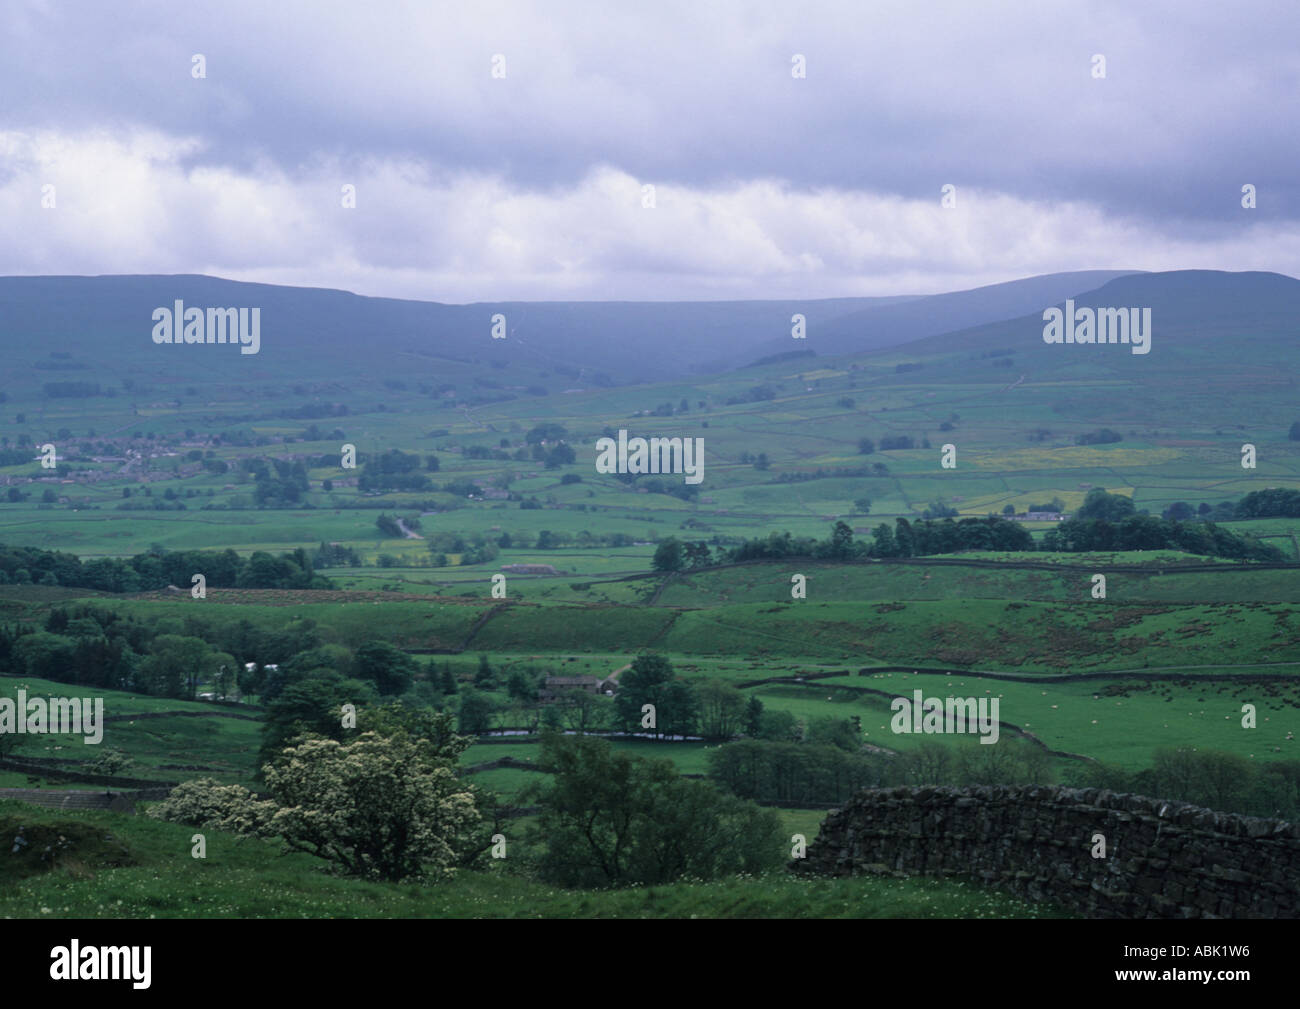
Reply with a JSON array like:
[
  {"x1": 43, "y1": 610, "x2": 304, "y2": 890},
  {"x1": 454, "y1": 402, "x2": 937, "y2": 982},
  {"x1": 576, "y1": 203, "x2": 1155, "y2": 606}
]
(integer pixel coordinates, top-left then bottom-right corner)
[
  {"x1": 0, "y1": 604, "x2": 327, "y2": 699},
  {"x1": 653, "y1": 493, "x2": 1282, "y2": 571},
  {"x1": 707, "y1": 736, "x2": 1055, "y2": 805},
  {"x1": 705, "y1": 734, "x2": 1300, "y2": 819},
  {"x1": 0, "y1": 542, "x2": 333, "y2": 592}
]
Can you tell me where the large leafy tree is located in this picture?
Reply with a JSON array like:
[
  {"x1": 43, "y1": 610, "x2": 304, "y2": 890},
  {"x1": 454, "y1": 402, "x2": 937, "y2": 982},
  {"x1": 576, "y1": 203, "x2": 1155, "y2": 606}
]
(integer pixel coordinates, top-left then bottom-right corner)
[
  {"x1": 682, "y1": 541, "x2": 712, "y2": 569},
  {"x1": 10, "y1": 632, "x2": 76, "y2": 682},
  {"x1": 155, "y1": 706, "x2": 488, "y2": 880},
  {"x1": 258, "y1": 673, "x2": 375, "y2": 767},
  {"x1": 651, "y1": 537, "x2": 684, "y2": 572},
  {"x1": 697, "y1": 680, "x2": 746, "y2": 742},
  {"x1": 1075, "y1": 487, "x2": 1137, "y2": 523},
  {"x1": 556, "y1": 688, "x2": 612, "y2": 733},
  {"x1": 138, "y1": 634, "x2": 216, "y2": 699},
  {"x1": 457, "y1": 687, "x2": 497, "y2": 734},
  {"x1": 264, "y1": 730, "x2": 480, "y2": 881},
  {"x1": 828, "y1": 520, "x2": 855, "y2": 559},
  {"x1": 527, "y1": 732, "x2": 783, "y2": 887},
  {"x1": 353, "y1": 639, "x2": 418, "y2": 696},
  {"x1": 614, "y1": 653, "x2": 697, "y2": 738}
]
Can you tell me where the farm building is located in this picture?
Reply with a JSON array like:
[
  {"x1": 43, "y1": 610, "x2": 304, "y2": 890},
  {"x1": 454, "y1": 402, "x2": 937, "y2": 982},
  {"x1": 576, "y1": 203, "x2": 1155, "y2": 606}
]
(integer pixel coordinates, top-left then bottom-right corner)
[
  {"x1": 539, "y1": 675, "x2": 617, "y2": 703},
  {"x1": 1010, "y1": 511, "x2": 1068, "y2": 522}
]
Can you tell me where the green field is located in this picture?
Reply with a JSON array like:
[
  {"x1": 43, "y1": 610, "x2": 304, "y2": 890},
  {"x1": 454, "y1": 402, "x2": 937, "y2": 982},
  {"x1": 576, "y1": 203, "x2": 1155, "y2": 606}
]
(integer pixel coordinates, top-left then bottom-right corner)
[
  {"x1": 3, "y1": 271, "x2": 1299, "y2": 919},
  {"x1": 0, "y1": 800, "x2": 1062, "y2": 919}
]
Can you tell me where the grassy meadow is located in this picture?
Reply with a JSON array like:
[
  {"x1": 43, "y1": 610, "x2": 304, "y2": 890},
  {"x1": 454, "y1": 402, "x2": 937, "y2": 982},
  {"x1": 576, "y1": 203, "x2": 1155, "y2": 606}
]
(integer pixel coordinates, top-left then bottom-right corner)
[{"x1": 2, "y1": 277, "x2": 1298, "y2": 918}]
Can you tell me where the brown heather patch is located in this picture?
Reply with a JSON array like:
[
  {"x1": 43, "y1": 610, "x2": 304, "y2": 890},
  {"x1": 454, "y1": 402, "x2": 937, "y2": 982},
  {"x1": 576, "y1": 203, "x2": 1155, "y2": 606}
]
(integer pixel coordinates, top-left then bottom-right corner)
[
  {"x1": 1111, "y1": 634, "x2": 1157, "y2": 655},
  {"x1": 925, "y1": 625, "x2": 1005, "y2": 667},
  {"x1": 1173, "y1": 619, "x2": 1218, "y2": 639},
  {"x1": 1083, "y1": 606, "x2": 1172, "y2": 632}
]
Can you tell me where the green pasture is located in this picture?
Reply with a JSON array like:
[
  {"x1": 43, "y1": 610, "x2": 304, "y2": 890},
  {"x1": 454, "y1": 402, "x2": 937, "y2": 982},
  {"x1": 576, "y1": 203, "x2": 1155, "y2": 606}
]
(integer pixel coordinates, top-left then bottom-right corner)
[
  {"x1": 0, "y1": 800, "x2": 1062, "y2": 918},
  {"x1": 819, "y1": 671, "x2": 1300, "y2": 769}
]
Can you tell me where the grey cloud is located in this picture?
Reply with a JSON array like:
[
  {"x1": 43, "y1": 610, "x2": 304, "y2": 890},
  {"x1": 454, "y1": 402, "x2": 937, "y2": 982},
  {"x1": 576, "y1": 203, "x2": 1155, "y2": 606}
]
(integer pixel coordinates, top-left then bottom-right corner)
[{"x1": 2, "y1": 0, "x2": 1297, "y2": 299}]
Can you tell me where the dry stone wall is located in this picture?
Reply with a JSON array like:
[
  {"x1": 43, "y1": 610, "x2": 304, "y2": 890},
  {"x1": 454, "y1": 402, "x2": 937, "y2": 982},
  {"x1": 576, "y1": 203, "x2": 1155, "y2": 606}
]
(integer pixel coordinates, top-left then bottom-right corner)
[
  {"x1": 0, "y1": 788, "x2": 160, "y2": 813},
  {"x1": 797, "y1": 784, "x2": 1300, "y2": 918}
]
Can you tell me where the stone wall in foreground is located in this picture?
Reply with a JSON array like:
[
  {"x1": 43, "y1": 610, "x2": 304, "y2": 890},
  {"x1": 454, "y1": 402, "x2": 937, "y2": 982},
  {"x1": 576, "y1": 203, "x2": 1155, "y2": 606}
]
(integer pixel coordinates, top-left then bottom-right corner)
[
  {"x1": 797, "y1": 784, "x2": 1300, "y2": 918},
  {"x1": 0, "y1": 788, "x2": 169, "y2": 813}
]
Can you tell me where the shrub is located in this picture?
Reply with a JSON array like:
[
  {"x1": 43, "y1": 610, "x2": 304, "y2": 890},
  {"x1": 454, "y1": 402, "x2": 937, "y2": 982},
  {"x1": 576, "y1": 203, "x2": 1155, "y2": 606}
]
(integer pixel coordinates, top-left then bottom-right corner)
[
  {"x1": 528, "y1": 733, "x2": 784, "y2": 887},
  {"x1": 263, "y1": 732, "x2": 480, "y2": 882},
  {"x1": 147, "y1": 778, "x2": 275, "y2": 836}
]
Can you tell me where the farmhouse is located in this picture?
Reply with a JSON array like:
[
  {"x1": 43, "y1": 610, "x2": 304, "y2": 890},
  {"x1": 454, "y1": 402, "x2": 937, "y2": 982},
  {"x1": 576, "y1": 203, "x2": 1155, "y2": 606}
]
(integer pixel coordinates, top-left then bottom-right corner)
[
  {"x1": 501, "y1": 563, "x2": 560, "y2": 575},
  {"x1": 538, "y1": 675, "x2": 617, "y2": 703}
]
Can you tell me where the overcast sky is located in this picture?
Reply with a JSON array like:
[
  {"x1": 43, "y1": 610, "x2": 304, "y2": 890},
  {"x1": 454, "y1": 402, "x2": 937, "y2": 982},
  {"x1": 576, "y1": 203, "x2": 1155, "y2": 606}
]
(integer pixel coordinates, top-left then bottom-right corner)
[{"x1": 2, "y1": 0, "x2": 1298, "y2": 302}]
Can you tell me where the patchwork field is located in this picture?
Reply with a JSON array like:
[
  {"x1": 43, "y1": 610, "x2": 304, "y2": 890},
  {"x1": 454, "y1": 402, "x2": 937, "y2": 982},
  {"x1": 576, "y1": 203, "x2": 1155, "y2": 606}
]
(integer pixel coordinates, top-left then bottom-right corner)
[{"x1": 2, "y1": 270, "x2": 1298, "y2": 919}]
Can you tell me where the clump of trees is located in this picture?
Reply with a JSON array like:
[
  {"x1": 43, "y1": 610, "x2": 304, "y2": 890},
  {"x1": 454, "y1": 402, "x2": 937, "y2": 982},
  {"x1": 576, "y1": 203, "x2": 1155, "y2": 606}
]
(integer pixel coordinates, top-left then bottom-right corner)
[
  {"x1": 424, "y1": 532, "x2": 499, "y2": 565},
  {"x1": 525, "y1": 732, "x2": 784, "y2": 887},
  {"x1": 1066, "y1": 747, "x2": 1300, "y2": 820},
  {"x1": 613, "y1": 653, "x2": 698, "y2": 738},
  {"x1": 313, "y1": 542, "x2": 362, "y2": 568},
  {"x1": 1162, "y1": 489, "x2": 1300, "y2": 523},
  {"x1": 1234, "y1": 488, "x2": 1300, "y2": 518},
  {"x1": 0, "y1": 542, "x2": 332, "y2": 593},
  {"x1": 242, "y1": 457, "x2": 310, "y2": 506},
  {"x1": 152, "y1": 706, "x2": 486, "y2": 882},
  {"x1": 651, "y1": 538, "x2": 714, "y2": 571},
  {"x1": 720, "y1": 518, "x2": 1034, "y2": 564},
  {"x1": 1075, "y1": 428, "x2": 1123, "y2": 445},
  {"x1": 707, "y1": 735, "x2": 1054, "y2": 805},
  {"x1": 358, "y1": 449, "x2": 432, "y2": 492},
  {"x1": 0, "y1": 610, "x2": 421, "y2": 705},
  {"x1": 1, "y1": 619, "x2": 240, "y2": 700},
  {"x1": 656, "y1": 498, "x2": 1281, "y2": 571},
  {"x1": 153, "y1": 698, "x2": 794, "y2": 888},
  {"x1": 708, "y1": 739, "x2": 888, "y2": 804},
  {"x1": 1042, "y1": 515, "x2": 1279, "y2": 559}
]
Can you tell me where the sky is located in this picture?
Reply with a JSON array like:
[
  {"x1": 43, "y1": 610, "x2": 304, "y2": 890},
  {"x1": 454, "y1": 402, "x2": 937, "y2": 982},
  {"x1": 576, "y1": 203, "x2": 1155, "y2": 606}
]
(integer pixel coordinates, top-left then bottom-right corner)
[{"x1": 2, "y1": 0, "x2": 1298, "y2": 302}]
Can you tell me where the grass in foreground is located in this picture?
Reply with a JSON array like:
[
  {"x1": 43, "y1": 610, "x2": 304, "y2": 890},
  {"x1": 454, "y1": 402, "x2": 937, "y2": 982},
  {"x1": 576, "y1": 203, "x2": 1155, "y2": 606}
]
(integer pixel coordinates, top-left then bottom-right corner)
[{"x1": 0, "y1": 801, "x2": 1065, "y2": 919}]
